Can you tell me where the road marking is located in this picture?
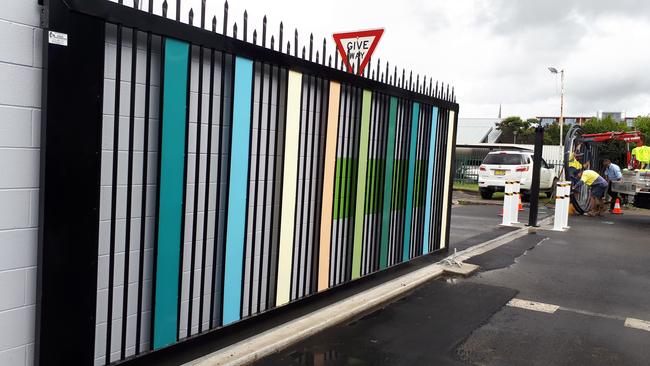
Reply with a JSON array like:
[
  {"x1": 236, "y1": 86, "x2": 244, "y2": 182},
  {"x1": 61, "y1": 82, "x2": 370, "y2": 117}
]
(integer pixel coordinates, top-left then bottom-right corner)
[
  {"x1": 625, "y1": 318, "x2": 650, "y2": 332},
  {"x1": 507, "y1": 298, "x2": 559, "y2": 314}
]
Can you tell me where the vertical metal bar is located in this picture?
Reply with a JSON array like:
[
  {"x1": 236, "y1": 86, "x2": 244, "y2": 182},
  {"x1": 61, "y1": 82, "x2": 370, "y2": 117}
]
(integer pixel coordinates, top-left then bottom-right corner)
[
  {"x1": 267, "y1": 66, "x2": 289, "y2": 309},
  {"x1": 257, "y1": 63, "x2": 273, "y2": 311},
  {"x1": 422, "y1": 107, "x2": 439, "y2": 255},
  {"x1": 120, "y1": 26, "x2": 140, "y2": 360},
  {"x1": 105, "y1": 23, "x2": 123, "y2": 365},
  {"x1": 248, "y1": 60, "x2": 265, "y2": 316},
  {"x1": 312, "y1": 77, "x2": 329, "y2": 293},
  {"x1": 298, "y1": 75, "x2": 312, "y2": 298},
  {"x1": 291, "y1": 75, "x2": 307, "y2": 300},
  {"x1": 345, "y1": 88, "x2": 362, "y2": 281},
  {"x1": 304, "y1": 76, "x2": 320, "y2": 295},
  {"x1": 198, "y1": 47, "x2": 216, "y2": 333},
  {"x1": 332, "y1": 85, "x2": 346, "y2": 285},
  {"x1": 188, "y1": 43, "x2": 205, "y2": 338},
  {"x1": 136, "y1": 27, "x2": 153, "y2": 355}
]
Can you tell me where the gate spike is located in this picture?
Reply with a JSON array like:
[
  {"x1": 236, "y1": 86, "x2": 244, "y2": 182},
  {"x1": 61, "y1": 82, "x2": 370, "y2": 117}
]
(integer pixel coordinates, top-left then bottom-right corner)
[
  {"x1": 409, "y1": 71, "x2": 413, "y2": 91},
  {"x1": 309, "y1": 34, "x2": 313, "y2": 61},
  {"x1": 223, "y1": 1, "x2": 229, "y2": 35},
  {"x1": 334, "y1": 50, "x2": 339, "y2": 69},
  {"x1": 328, "y1": 55, "x2": 332, "y2": 67},
  {"x1": 429, "y1": 78, "x2": 433, "y2": 97},
  {"x1": 416, "y1": 74, "x2": 419, "y2": 92},
  {"x1": 271, "y1": 35, "x2": 275, "y2": 51},
  {"x1": 322, "y1": 38, "x2": 327, "y2": 65},
  {"x1": 371, "y1": 70, "x2": 375, "y2": 80},
  {"x1": 279, "y1": 22, "x2": 284, "y2": 53},
  {"x1": 402, "y1": 69, "x2": 406, "y2": 88},
  {"x1": 243, "y1": 10, "x2": 248, "y2": 42},
  {"x1": 316, "y1": 50, "x2": 319, "y2": 64},
  {"x1": 422, "y1": 75, "x2": 427, "y2": 94},
  {"x1": 294, "y1": 29, "x2": 298, "y2": 57},
  {"x1": 134, "y1": 0, "x2": 140, "y2": 10},
  {"x1": 212, "y1": 16, "x2": 217, "y2": 32},
  {"x1": 189, "y1": 8, "x2": 194, "y2": 26},
  {"x1": 176, "y1": 0, "x2": 181, "y2": 21},
  {"x1": 201, "y1": 0, "x2": 206, "y2": 29},
  {"x1": 302, "y1": 46, "x2": 306, "y2": 59},
  {"x1": 287, "y1": 41, "x2": 290, "y2": 56},
  {"x1": 451, "y1": 86, "x2": 455, "y2": 102},
  {"x1": 376, "y1": 58, "x2": 381, "y2": 81},
  {"x1": 253, "y1": 29, "x2": 257, "y2": 45},
  {"x1": 446, "y1": 84, "x2": 450, "y2": 100},
  {"x1": 381, "y1": 72, "x2": 385, "y2": 83},
  {"x1": 162, "y1": 0, "x2": 168, "y2": 18},
  {"x1": 233, "y1": 22, "x2": 238, "y2": 39},
  {"x1": 366, "y1": 57, "x2": 371, "y2": 78},
  {"x1": 394, "y1": 66, "x2": 397, "y2": 86},
  {"x1": 262, "y1": 16, "x2": 267, "y2": 47},
  {"x1": 148, "y1": 0, "x2": 153, "y2": 13}
]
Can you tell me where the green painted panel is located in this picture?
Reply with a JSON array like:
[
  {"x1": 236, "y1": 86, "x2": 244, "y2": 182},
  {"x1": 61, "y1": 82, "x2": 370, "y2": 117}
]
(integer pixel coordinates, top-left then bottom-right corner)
[{"x1": 352, "y1": 90, "x2": 372, "y2": 279}]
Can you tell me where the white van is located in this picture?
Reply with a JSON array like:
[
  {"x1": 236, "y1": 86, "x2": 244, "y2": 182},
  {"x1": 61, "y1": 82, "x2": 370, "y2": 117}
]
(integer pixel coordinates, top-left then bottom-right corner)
[{"x1": 478, "y1": 151, "x2": 558, "y2": 200}]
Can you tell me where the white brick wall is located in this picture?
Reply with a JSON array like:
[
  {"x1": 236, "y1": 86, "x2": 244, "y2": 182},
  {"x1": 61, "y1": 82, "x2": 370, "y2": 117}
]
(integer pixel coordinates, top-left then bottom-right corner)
[{"x1": 0, "y1": 1, "x2": 43, "y2": 365}]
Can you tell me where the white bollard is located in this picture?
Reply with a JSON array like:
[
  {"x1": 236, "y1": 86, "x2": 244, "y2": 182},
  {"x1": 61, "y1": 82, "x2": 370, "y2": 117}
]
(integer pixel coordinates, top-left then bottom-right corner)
[
  {"x1": 553, "y1": 181, "x2": 565, "y2": 231},
  {"x1": 511, "y1": 180, "x2": 521, "y2": 224},
  {"x1": 553, "y1": 182, "x2": 571, "y2": 231},
  {"x1": 501, "y1": 181, "x2": 513, "y2": 226},
  {"x1": 562, "y1": 182, "x2": 571, "y2": 230}
]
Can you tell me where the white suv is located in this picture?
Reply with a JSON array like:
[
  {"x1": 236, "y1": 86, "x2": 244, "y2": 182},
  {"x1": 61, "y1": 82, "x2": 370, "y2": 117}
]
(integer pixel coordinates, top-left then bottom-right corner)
[{"x1": 478, "y1": 151, "x2": 558, "y2": 200}]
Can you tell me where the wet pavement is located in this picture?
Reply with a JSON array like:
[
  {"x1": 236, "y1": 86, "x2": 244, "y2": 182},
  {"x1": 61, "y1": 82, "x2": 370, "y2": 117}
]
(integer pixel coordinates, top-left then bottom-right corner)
[{"x1": 255, "y1": 209, "x2": 650, "y2": 365}]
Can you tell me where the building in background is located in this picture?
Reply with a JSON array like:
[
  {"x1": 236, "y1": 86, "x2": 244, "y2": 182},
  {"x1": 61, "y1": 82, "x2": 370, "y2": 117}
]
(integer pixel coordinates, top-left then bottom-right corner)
[{"x1": 537, "y1": 116, "x2": 594, "y2": 126}]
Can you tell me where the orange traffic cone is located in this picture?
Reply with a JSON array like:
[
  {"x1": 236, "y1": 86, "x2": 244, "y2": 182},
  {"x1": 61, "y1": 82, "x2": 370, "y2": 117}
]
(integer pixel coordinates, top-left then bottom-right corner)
[
  {"x1": 518, "y1": 194, "x2": 524, "y2": 211},
  {"x1": 612, "y1": 199, "x2": 623, "y2": 215}
]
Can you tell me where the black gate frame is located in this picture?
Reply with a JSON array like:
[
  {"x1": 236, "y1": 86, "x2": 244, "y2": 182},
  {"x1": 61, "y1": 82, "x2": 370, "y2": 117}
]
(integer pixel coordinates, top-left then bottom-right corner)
[{"x1": 36, "y1": 1, "x2": 460, "y2": 365}]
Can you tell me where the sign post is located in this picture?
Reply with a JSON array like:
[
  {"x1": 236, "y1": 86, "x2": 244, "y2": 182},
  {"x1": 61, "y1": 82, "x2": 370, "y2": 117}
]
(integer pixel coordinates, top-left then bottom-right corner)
[{"x1": 333, "y1": 29, "x2": 384, "y2": 75}]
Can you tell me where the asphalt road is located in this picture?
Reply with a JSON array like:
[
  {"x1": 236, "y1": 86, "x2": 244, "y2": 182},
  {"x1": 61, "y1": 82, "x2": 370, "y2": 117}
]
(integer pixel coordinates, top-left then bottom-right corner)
[{"x1": 256, "y1": 208, "x2": 650, "y2": 366}]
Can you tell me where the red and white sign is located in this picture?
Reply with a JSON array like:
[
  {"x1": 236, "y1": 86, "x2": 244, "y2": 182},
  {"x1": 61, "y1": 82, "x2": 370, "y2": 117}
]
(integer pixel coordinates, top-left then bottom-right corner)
[{"x1": 333, "y1": 29, "x2": 384, "y2": 76}]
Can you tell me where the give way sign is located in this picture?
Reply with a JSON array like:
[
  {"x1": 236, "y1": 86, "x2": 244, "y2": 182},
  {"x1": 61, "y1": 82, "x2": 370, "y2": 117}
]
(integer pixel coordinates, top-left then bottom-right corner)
[{"x1": 333, "y1": 29, "x2": 384, "y2": 76}]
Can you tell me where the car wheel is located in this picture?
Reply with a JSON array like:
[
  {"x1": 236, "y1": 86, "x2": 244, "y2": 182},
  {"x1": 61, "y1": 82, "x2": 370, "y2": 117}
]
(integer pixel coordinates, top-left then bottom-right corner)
[{"x1": 479, "y1": 188, "x2": 493, "y2": 200}]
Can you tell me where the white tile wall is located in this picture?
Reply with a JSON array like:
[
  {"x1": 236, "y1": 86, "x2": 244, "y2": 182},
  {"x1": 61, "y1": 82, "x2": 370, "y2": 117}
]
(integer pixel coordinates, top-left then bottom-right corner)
[{"x1": 0, "y1": 1, "x2": 43, "y2": 365}]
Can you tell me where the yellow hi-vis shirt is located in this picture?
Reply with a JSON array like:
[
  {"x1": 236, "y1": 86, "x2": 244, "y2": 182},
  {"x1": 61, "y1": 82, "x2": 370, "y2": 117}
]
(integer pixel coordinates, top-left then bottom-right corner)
[
  {"x1": 568, "y1": 152, "x2": 583, "y2": 170},
  {"x1": 633, "y1": 146, "x2": 650, "y2": 164},
  {"x1": 580, "y1": 170, "x2": 601, "y2": 186}
]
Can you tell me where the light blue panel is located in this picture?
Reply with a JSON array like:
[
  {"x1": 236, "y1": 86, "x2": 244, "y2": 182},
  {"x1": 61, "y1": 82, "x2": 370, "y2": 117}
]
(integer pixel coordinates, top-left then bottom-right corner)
[
  {"x1": 153, "y1": 38, "x2": 189, "y2": 349},
  {"x1": 402, "y1": 103, "x2": 420, "y2": 261},
  {"x1": 222, "y1": 57, "x2": 254, "y2": 325},
  {"x1": 422, "y1": 107, "x2": 439, "y2": 254}
]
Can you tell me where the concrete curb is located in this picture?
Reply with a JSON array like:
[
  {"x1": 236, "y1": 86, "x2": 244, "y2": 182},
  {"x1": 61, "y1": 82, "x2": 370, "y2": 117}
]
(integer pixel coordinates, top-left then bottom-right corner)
[{"x1": 186, "y1": 217, "x2": 554, "y2": 366}]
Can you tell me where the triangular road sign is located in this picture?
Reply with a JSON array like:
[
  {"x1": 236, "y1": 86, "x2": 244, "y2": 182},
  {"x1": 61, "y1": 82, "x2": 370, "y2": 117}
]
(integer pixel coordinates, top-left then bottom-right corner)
[{"x1": 333, "y1": 29, "x2": 384, "y2": 76}]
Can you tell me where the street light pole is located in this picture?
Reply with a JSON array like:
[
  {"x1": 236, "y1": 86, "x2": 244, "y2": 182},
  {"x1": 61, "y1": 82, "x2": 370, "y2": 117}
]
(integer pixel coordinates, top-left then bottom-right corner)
[{"x1": 549, "y1": 67, "x2": 565, "y2": 179}]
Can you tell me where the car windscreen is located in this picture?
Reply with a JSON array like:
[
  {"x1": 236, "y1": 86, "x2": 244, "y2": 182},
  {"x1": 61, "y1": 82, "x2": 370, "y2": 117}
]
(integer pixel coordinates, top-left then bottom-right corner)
[{"x1": 483, "y1": 153, "x2": 525, "y2": 165}]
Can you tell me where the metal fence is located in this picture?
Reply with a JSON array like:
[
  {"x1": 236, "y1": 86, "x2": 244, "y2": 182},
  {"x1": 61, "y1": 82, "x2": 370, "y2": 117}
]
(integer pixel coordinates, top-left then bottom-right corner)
[
  {"x1": 454, "y1": 151, "x2": 563, "y2": 184},
  {"x1": 37, "y1": 1, "x2": 459, "y2": 365}
]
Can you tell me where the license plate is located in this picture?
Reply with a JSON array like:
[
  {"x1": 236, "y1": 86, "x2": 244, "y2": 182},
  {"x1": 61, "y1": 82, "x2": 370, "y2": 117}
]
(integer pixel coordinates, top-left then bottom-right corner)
[{"x1": 494, "y1": 170, "x2": 506, "y2": 176}]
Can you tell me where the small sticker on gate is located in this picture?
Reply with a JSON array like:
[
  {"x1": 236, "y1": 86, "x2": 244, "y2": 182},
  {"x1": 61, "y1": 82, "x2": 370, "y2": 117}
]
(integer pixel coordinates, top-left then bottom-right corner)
[{"x1": 48, "y1": 31, "x2": 68, "y2": 46}]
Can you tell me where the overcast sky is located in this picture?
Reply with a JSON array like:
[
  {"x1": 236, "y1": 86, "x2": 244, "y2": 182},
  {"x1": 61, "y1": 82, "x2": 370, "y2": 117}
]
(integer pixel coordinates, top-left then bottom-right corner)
[{"x1": 130, "y1": 0, "x2": 650, "y2": 119}]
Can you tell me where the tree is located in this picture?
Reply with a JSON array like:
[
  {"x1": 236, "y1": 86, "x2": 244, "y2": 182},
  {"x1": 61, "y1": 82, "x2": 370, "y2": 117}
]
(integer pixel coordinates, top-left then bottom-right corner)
[
  {"x1": 543, "y1": 123, "x2": 570, "y2": 145},
  {"x1": 496, "y1": 116, "x2": 535, "y2": 144},
  {"x1": 634, "y1": 116, "x2": 650, "y2": 143}
]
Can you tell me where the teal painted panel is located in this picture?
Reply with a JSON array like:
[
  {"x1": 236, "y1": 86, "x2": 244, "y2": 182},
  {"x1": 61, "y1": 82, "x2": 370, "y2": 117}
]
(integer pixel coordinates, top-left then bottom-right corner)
[
  {"x1": 402, "y1": 102, "x2": 420, "y2": 261},
  {"x1": 222, "y1": 57, "x2": 254, "y2": 325},
  {"x1": 379, "y1": 97, "x2": 398, "y2": 269},
  {"x1": 422, "y1": 107, "x2": 439, "y2": 254},
  {"x1": 153, "y1": 38, "x2": 189, "y2": 349}
]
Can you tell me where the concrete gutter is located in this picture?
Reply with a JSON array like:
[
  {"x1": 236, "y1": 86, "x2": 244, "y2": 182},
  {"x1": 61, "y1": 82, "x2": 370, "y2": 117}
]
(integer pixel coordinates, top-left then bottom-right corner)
[{"x1": 186, "y1": 216, "x2": 554, "y2": 366}]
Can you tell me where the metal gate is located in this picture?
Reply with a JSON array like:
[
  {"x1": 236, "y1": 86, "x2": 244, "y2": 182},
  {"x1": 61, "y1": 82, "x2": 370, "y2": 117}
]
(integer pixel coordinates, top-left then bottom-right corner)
[{"x1": 36, "y1": 1, "x2": 459, "y2": 364}]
